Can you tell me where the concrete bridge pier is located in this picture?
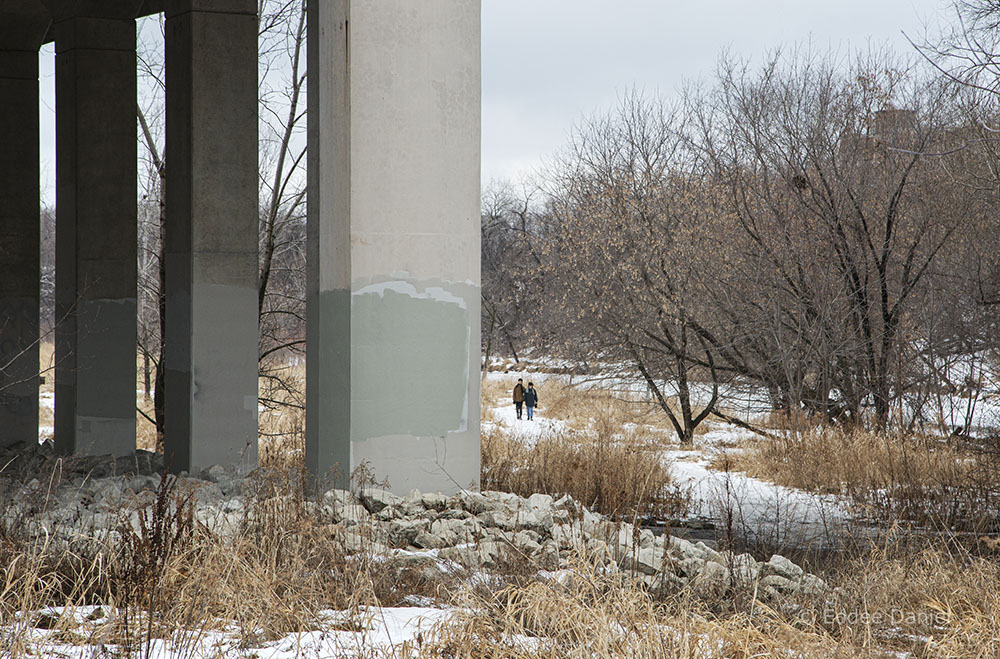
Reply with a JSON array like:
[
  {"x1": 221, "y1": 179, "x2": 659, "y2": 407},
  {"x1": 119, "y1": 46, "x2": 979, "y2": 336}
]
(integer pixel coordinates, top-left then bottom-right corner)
[
  {"x1": 162, "y1": 0, "x2": 259, "y2": 472},
  {"x1": 0, "y1": 2, "x2": 49, "y2": 449},
  {"x1": 307, "y1": 1, "x2": 482, "y2": 494},
  {"x1": 46, "y1": 1, "x2": 139, "y2": 457}
]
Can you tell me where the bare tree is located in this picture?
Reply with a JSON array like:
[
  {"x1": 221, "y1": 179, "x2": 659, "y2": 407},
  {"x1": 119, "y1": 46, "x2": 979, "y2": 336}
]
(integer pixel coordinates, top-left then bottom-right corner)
[
  {"x1": 685, "y1": 49, "x2": 976, "y2": 429},
  {"x1": 540, "y1": 92, "x2": 721, "y2": 444}
]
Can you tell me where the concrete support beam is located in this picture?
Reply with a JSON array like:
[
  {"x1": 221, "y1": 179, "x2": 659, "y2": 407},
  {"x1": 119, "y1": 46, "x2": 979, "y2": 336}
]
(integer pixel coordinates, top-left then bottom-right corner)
[
  {"x1": 307, "y1": 1, "x2": 481, "y2": 493},
  {"x1": 0, "y1": 2, "x2": 50, "y2": 448},
  {"x1": 163, "y1": 0, "x2": 258, "y2": 472},
  {"x1": 48, "y1": 4, "x2": 138, "y2": 456}
]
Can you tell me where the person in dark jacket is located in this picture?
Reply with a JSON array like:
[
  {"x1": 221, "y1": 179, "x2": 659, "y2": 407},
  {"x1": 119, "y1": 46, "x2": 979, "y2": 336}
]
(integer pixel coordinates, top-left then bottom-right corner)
[
  {"x1": 524, "y1": 382, "x2": 539, "y2": 420},
  {"x1": 512, "y1": 378, "x2": 525, "y2": 419}
]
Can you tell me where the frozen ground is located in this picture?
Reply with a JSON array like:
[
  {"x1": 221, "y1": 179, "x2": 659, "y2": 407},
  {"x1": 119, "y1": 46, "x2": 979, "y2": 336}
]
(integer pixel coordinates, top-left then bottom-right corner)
[
  {"x1": 11, "y1": 366, "x2": 929, "y2": 657},
  {"x1": 12, "y1": 605, "x2": 454, "y2": 658},
  {"x1": 486, "y1": 371, "x2": 851, "y2": 547},
  {"x1": 668, "y1": 450, "x2": 848, "y2": 547}
]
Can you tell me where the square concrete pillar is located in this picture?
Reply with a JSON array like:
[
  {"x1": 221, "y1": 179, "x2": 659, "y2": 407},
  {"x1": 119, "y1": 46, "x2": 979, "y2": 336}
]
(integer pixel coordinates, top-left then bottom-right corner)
[
  {"x1": 307, "y1": 1, "x2": 481, "y2": 493},
  {"x1": 49, "y1": 5, "x2": 139, "y2": 456},
  {"x1": 0, "y1": 2, "x2": 50, "y2": 449},
  {"x1": 163, "y1": 0, "x2": 259, "y2": 473}
]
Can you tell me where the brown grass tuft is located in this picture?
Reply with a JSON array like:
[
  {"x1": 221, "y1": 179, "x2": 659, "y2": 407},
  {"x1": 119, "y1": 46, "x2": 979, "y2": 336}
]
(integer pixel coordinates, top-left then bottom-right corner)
[
  {"x1": 728, "y1": 428, "x2": 1000, "y2": 532},
  {"x1": 481, "y1": 425, "x2": 686, "y2": 521}
]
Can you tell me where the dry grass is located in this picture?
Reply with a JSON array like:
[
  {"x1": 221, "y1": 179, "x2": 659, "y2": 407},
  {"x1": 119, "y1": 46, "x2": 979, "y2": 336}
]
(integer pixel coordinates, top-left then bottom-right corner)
[
  {"x1": 0, "y1": 465, "x2": 440, "y2": 657},
  {"x1": 15, "y1": 365, "x2": 1000, "y2": 656},
  {"x1": 821, "y1": 540, "x2": 1000, "y2": 657},
  {"x1": 426, "y1": 535, "x2": 1000, "y2": 658},
  {"x1": 724, "y1": 428, "x2": 1000, "y2": 532},
  {"x1": 482, "y1": 425, "x2": 686, "y2": 521},
  {"x1": 5, "y1": 436, "x2": 1000, "y2": 656}
]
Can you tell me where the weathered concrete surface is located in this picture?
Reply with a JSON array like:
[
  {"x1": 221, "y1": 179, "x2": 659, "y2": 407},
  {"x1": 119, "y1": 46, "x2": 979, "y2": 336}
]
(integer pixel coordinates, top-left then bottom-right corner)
[
  {"x1": 50, "y1": 7, "x2": 137, "y2": 456},
  {"x1": 163, "y1": 0, "x2": 258, "y2": 473},
  {"x1": 307, "y1": 1, "x2": 481, "y2": 494},
  {"x1": 0, "y1": 1, "x2": 50, "y2": 448}
]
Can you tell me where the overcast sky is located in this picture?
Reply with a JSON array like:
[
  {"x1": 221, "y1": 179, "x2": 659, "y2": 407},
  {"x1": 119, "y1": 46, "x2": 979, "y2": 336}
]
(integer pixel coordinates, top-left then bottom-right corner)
[
  {"x1": 481, "y1": 0, "x2": 950, "y2": 184},
  {"x1": 36, "y1": 1, "x2": 951, "y2": 202}
]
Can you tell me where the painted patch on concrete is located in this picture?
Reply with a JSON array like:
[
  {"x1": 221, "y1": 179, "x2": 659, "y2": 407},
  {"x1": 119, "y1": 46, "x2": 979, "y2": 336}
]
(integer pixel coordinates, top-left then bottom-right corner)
[{"x1": 351, "y1": 280, "x2": 469, "y2": 440}]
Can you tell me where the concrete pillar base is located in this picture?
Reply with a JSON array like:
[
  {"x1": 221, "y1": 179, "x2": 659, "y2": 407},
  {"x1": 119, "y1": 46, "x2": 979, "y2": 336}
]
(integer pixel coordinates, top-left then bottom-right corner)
[
  {"x1": 163, "y1": 0, "x2": 259, "y2": 473},
  {"x1": 0, "y1": 4, "x2": 51, "y2": 449},
  {"x1": 51, "y1": 9, "x2": 138, "y2": 457},
  {"x1": 307, "y1": 1, "x2": 482, "y2": 494}
]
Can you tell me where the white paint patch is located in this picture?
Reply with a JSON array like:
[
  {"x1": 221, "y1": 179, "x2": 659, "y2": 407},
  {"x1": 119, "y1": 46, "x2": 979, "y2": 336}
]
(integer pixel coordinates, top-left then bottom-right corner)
[{"x1": 353, "y1": 280, "x2": 467, "y2": 309}]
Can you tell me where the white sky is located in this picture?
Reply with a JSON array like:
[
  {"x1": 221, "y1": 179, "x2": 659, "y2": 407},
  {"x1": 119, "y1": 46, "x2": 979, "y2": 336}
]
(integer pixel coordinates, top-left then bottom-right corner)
[
  {"x1": 35, "y1": 0, "x2": 951, "y2": 203},
  {"x1": 480, "y1": 0, "x2": 950, "y2": 184}
]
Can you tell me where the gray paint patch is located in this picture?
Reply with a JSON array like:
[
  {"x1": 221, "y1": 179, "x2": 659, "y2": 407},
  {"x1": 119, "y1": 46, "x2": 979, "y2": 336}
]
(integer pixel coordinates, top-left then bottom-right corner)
[
  {"x1": 306, "y1": 288, "x2": 352, "y2": 485},
  {"x1": 350, "y1": 282, "x2": 469, "y2": 441}
]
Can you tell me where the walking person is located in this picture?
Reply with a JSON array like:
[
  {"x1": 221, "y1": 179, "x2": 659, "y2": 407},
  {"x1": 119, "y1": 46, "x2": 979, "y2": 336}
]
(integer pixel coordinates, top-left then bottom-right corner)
[
  {"x1": 512, "y1": 378, "x2": 525, "y2": 420},
  {"x1": 524, "y1": 382, "x2": 539, "y2": 420}
]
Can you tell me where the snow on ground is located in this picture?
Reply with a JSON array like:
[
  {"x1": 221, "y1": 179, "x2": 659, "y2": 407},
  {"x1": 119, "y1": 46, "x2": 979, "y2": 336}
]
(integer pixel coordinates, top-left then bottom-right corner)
[
  {"x1": 483, "y1": 389, "x2": 570, "y2": 447},
  {"x1": 13, "y1": 605, "x2": 454, "y2": 659},
  {"x1": 485, "y1": 372, "x2": 850, "y2": 545},
  {"x1": 668, "y1": 448, "x2": 849, "y2": 547}
]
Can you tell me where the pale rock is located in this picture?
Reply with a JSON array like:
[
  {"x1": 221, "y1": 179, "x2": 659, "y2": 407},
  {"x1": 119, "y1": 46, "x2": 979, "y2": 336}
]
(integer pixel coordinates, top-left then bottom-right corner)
[
  {"x1": 420, "y1": 492, "x2": 448, "y2": 511},
  {"x1": 440, "y1": 540, "x2": 500, "y2": 569},
  {"x1": 799, "y1": 573, "x2": 826, "y2": 596},
  {"x1": 430, "y1": 517, "x2": 481, "y2": 545},
  {"x1": 552, "y1": 508, "x2": 572, "y2": 525},
  {"x1": 691, "y1": 561, "x2": 730, "y2": 594},
  {"x1": 451, "y1": 491, "x2": 501, "y2": 515},
  {"x1": 399, "y1": 489, "x2": 427, "y2": 516},
  {"x1": 581, "y1": 510, "x2": 611, "y2": 540},
  {"x1": 322, "y1": 489, "x2": 368, "y2": 525},
  {"x1": 585, "y1": 538, "x2": 613, "y2": 563},
  {"x1": 694, "y1": 541, "x2": 721, "y2": 564},
  {"x1": 194, "y1": 508, "x2": 240, "y2": 537},
  {"x1": 375, "y1": 505, "x2": 402, "y2": 521},
  {"x1": 623, "y1": 546, "x2": 666, "y2": 576},
  {"x1": 199, "y1": 464, "x2": 227, "y2": 483},
  {"x1": 666, "y1": 535, "x2": 698, "y2": 559},
  {"x1": 221, "y1": 496, "x2": 243, "y2": 513},
  {"x1": 550, "y1": 523, "x2": 577, "y2": 550},
  {"x1": 127, "y1": 475, "x2": 159, "y2": 493},
  {"x1": 513, "y1": 530, "x2": 542, "y2": 554},
  {"x1": 359, "y1": 488, "x2": 402, "y2": 514},
  {"x1": 386, "y1": 518, "x2": 429, "y2": 547},
  {"x1": 538, "y1": 540, "x2": 560, "y2": 570},
  {"x1": 613, "y1": 523, "x2": 638, "y2": 555},
  {"x1": 412, "y1": 530, "x2": 446, "y2": 549},
  {"x1": 483, "y1": 490, "x2": 520, "y2": 508},
  {"x1": 527, "y1": 493, "x2": 554, "y2": 511},
  {"x1": 767, "y1": 554, "x2": 804, "y2": 581},
  {"x1": 436, "y1": 508, "x2": 473, "y2": 520},
  {"x1": 760, "y1": 574, "x2": 797, "y2": 594},
  {"x1": 641, "y1": 571, "x2": 685, "y2": 594},
  {"x1": 553, "y1": 494, "x2": 576, "y2": 512},
  {"x1": 678, "y1": 557, "x2": 707, "y2": 578}
]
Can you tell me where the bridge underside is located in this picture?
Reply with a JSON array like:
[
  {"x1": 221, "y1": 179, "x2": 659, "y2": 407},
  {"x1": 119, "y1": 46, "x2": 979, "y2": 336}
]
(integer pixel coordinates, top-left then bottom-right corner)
[{"x1": 0, "y1": 0, "x2": 481, "y2": 494}]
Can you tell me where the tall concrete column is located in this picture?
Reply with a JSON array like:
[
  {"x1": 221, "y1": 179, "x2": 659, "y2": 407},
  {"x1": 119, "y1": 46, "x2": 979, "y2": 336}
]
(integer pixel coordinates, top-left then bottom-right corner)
[
  {"x1": 163, "y1": 0, "x2": 258, "y2": 472},
  {"x1": 307, "y1": 1, "x2": 481, "y2": 493},
  {"x1": 0, "y1": 2, "x2": 50, "y2": 448},
  {"x1": 46, "y1": 1, "x2": 139, "y2": 456}
]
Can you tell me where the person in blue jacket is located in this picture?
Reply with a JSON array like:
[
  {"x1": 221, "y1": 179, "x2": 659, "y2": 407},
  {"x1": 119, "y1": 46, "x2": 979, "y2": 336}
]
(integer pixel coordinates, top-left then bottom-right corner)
[{"x1": 523, "y1": 382, "x2": 539, "y2": 420}]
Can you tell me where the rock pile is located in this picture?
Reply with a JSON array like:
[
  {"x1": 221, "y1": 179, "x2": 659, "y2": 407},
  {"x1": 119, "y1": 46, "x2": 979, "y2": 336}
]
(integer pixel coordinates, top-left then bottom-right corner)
[{"x1": 1, "y1": 447, "x2": 826, "y2": 602}]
